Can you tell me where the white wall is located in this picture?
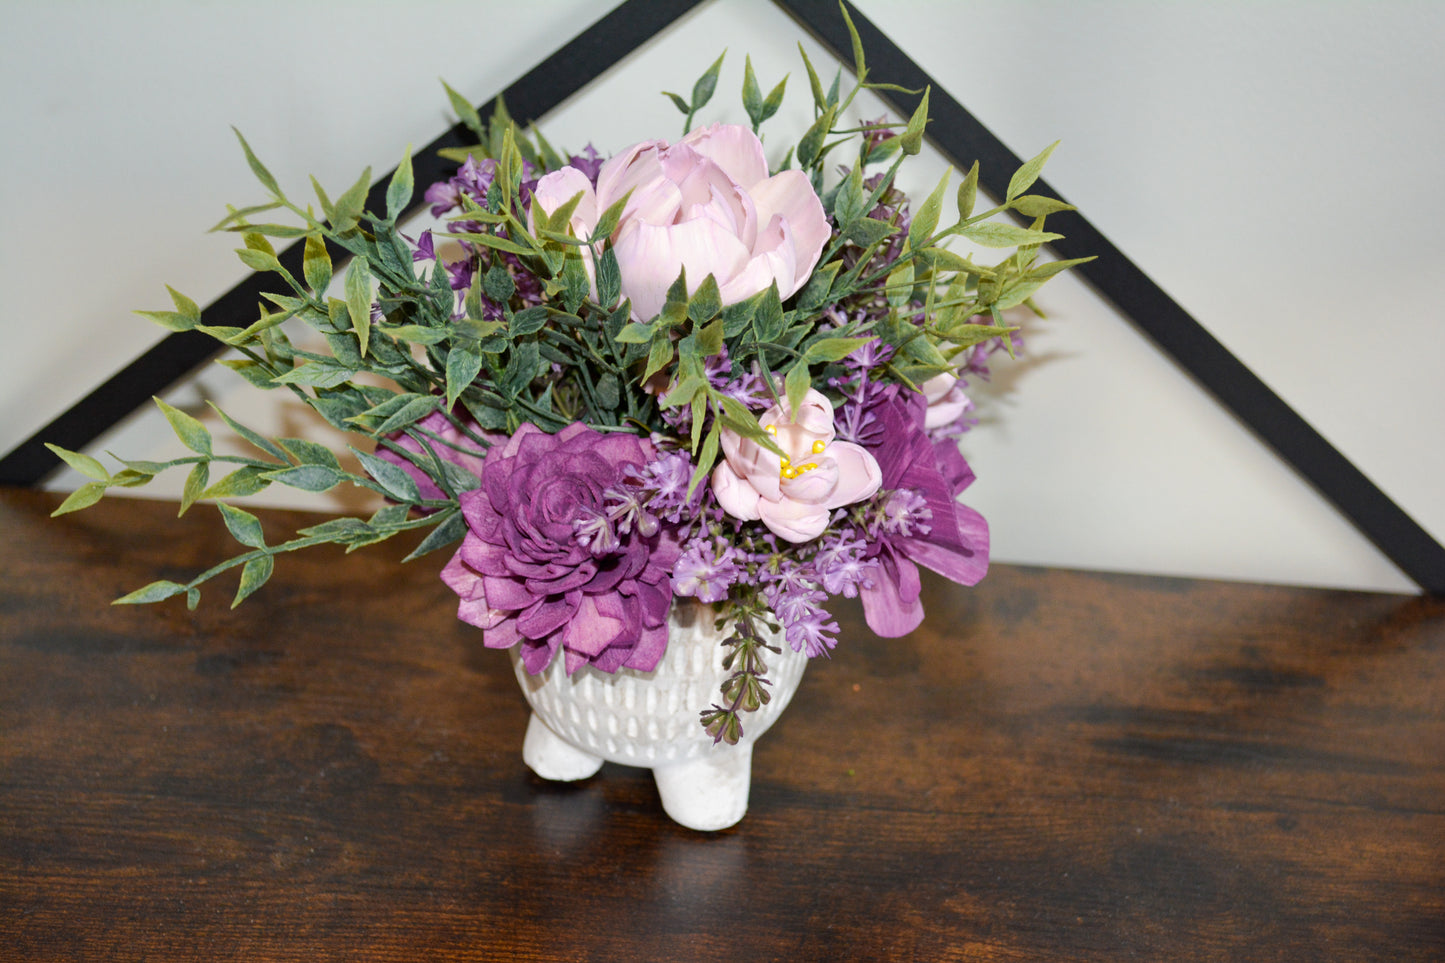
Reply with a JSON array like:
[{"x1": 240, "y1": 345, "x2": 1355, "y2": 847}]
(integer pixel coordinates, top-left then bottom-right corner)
[{"x1": 4, "y1": 0, "x2": 1440, "y2": 594}]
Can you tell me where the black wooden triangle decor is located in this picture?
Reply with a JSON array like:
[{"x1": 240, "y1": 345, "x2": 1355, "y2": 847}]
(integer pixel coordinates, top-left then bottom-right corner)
[{"x1": 4, "y1": 0, "x2": 1441, "y2": 595}]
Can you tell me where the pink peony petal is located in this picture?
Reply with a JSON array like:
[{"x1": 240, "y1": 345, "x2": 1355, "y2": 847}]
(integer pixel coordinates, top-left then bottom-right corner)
[
  {"x1": 680, "y1": 123, "x2": 770, "y2": 188},
  {"x1": 747, "y1": 169, "x2": 829, "y2": 286},
  {"x1": 528, "y1": 167, "x2": 598, "y2": 239},
  {"x1": 756, "y1": 498, "x2": 831, "y2": 543},
  {"x1": 710, "y1": 460, "x2": 764, "y2": 520},
  {"x1": 821, "y1": 440, "x2": 883, "y2": 509}
]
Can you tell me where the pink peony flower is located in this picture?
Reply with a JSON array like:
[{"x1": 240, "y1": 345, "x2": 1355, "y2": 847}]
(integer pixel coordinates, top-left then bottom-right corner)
[
  {"x1": 920, "y1": 372, "x2": 971, "y2": 430},
  {"x1": 529, "y1": 123, "x2": 830, "y2": 322},
  {"x1": 711, "y1": 388, "x2": 882, "y2": 543},
  {"x1": 440, "y1": 423, "x2": 680, "y2": 676}
]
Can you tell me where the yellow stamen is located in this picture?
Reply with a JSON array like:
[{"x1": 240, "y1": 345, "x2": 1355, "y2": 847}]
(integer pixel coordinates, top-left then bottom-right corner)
[{"x1": 811, "y1": 440, "x2": 826, "y2": 454}]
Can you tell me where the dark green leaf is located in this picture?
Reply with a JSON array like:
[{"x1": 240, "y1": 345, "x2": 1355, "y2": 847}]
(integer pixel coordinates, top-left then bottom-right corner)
[
  {"x1": 271, "y1": 360, "x2": 358, "y2": 388},
  {"x1": 262, "y1": 464, "x2": 343, "y2": 492},
  {"x1": 596, "y1": 246, "x2": 621, "y2": 307},
  {"x1": 803, "y1": 336, "x2": 873, "y2": 363},
  {"x1": 354, "y1": 447, "x2": 422, "y2": 503},
  {"x1": 845, "y1": 216, "x2": 895, "y2": 247},
  {"x1": 662, "y1": 91, "x2": 691, "y2": 115},
  {"x1": 752, "y1": 284, "x2": 784, "y2": 342},
  {"x1": 797, "y1": 260, "x2": 841, "y2": 312},
  {"x1": 374, "y1": 395, "x2": 441, "y2": 435},
  {"x1": 208, "y1": 404, "x2": 287, "y2": 462},
  {"x1": 509, "y1": 305, "x2": 549, "y2": 338},
  {"x1": 687, "y1": 274, "x2": 722, "y2": 323},
  {"x1": 483, "y1": 264, "x2": 515, "y2": 303},
  {"x1": 446, "y1": 339, "x2": 483, "y2": 409},
  {"x1": 403, "y1": 510, "x2": 468, "y2": 561},
  {"x1": 691, "y1": 50, "x2": 726, "y2": 110},
  {"x1": 441, "y1": 79, "x2": 485, "y2": 139}
]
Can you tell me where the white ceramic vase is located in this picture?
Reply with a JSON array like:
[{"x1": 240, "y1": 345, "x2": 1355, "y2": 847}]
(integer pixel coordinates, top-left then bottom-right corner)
[{"x1": 509, "y1": 600, "x2": 809, "y2": 831}]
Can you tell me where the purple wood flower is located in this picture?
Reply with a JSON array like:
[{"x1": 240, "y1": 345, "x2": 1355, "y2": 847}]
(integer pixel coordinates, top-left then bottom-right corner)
[
  {"x1": 440, "y1": 423, "x2": 681, "y2": 675},
  {"x1": 858, "y1": 386, "x2": 990, "y2": 637}
]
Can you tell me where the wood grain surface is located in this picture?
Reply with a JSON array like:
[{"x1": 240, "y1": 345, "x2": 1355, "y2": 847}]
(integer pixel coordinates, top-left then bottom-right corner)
[{"x1": 2, "y1": 487, "x2": 1442, "y2": 961}]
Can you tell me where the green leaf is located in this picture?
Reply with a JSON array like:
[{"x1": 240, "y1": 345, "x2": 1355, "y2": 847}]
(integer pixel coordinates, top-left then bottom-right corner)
[
  {"x1": 303, "y1": 233, "x2": 332, "y2": 294},
  {"x1": 403, "y1": 510, "x2": 469, "y2": 561},
  {"x1": 44, "y1": 444, "x2": 108, "y2": 482},
  {"x1": 113, "y1": 580, "x2": 188, "y2": 606},
  {"x1": 332, "y1": 165, "x2": 372, "y2": 232},
  {"x1": 845, "y1": 217, "x2": 895, "y2": 248},
  {"x1": 167, "y1": 286, "x2": 201, "y2": 324},
  {"x1": 596, "y1": 246, "x2": 622, "y2": 308},
  {"x1": 218, "y1": 503, "x2": 266, "y2": 549},
  {"x1": 833, "y1": 162, "x2": 867, "y2": 228},
  {"x1": 509, "y1": 305, "x2": 549, "y2": 338},
  {"x1": 752, "y1": 283, "x2": 784, "y2": 342},
  {"x1": 899, "y1": 88, "x2": 930, "y2": 155},
  {"x1": 1007, "y1": 140, "x2": 1058, "y2": 202},
  {"x1": 374, "y1": 394, "x2": 441, "y2": 435},
  {"x1": 345, "y1": 255, "x2": 372, "y2": 358},
  {"x1": 803, "y1": 336, "x2": 873, "y2": 363},
  {"x1": 662, "y1": 90, "x2": 691, "y2": 115},
  {"x1": 353, "y1": 447, "x2": 422, "y2": 503},
  {"x1": 179, "y1": 462, "x2": 209, "y2": 515},
  {"x1": 261, "y1": 464, "x2": 343, "y2": 493},
  {"x1": 796, "y1": 260, "x2": 841, "y2": 312},
  {"x1": 155, "y1": 398, "x2": 212, "y2": 456},
  {"x1": 797, "y1": 105, "x2": 835, "y2": 169},
  {"x1": 385, "y1": 144, "x2": 414, "y2": 221},
  {"x1": 233, "y1": 555, "x2": 274, "y2": 608},
  {"x1": 886, "y1": 258, "x2": 915, "y2": 308},
  {"x1": 691, "y1": 50, "x2": 726, "y2": 110},
  {"x1": 208, "y1": 403, "x2": 288, "y2": 462},
  {"x1": 277, "y1": 437, "x2": 342, "y2": 471},
  {"x1": 232, "y1": 127, "x2": 281, "y2": 197},
  {"x1": 200, "y1": 466, "x2": 272, "y2": 500},
  {"x1": 696, "y1": 318, "x2": 724, "y2": 358},
  {"x1": 133, "y1": 308, "x2": 197, "y2": 333},
  {"x1": 616, "y1": 321, "x2": 654, "y2": 344},
  {"x1": 482, "y1": 264, "x2": 515, "y2": 303},
  {"x1": 742, "y1": 55, "x2": 763, "y2": 121},
  {"x1": 956, "y1": 161, "x2": 979, "y2": 222},
  {"x1": 446, "y1": 339, "x2": 483, "y2": 409},
  {"x1": 235, "y1": 247, "x2": 282, "y2": 274},
  {"x1": 685, "y1": 422, "x2": 720, "y2": 500},
  {"x1": 958, "y1": 222, "x2": 1063, "y2": 249},
  {"x1": 799, "y1": 43, "x2": 827, "y2": 109},
  {"x1": 840, "y1": 2, "x2": 867, "y2": 80},
  {"x1": 1010, "y1": 194, "x2": 1075, "y2": 218},
  {"x1": 687, "y1": 274, "x2": 722, "y2": 324},
  {"x1": 49, "y1": 481, "x2": 106, "y2": 516},
  {"x1": 784, "y1": 360, "x2": 811, "y2": 417},
  {"x1": 442, "y1": 79, "x2": 485, "y2": 139},
  {"x1": 270, "y1": 360, "x2": 358, "y2": 388},
  {"x1": 643, "y1": 336, "x2": 674, "y2": 384},
  {"x1": 909, "y1": 168, "x2": 950, "y2": 250}
]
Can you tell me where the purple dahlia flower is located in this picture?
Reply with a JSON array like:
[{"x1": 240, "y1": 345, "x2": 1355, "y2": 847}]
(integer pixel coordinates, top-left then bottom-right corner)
[{"x1": 440, "y1": 423, "x2": 681, "y2": 675}]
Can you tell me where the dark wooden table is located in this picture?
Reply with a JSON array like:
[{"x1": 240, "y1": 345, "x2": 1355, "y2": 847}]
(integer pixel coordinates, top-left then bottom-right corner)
[{"x1": 2, "y1": 487, "x2": 1442, "y2": 961}]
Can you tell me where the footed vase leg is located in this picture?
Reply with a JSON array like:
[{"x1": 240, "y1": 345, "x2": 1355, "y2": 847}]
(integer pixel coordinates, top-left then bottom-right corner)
[
  {"x1": 522, "y1": 713, "x2": 603, "y2": 781},
  {"x1": 652, "y1": 746, "x2": 754, "y2": 832}
]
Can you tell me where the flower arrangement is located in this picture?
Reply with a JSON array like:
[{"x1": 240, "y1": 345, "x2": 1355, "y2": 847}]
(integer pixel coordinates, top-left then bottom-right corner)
[{"x1": 49, "y1": 19, "x2": 1086, "y2": 745}]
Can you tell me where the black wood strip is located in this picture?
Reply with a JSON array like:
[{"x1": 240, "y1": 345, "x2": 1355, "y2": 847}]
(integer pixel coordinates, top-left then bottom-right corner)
[
  {"x1": 775, "y1": 0, "x2": 1445, "y2": 595},
  {"x1": 0, "y1": 0, "x2": 707, "y2": 488}
]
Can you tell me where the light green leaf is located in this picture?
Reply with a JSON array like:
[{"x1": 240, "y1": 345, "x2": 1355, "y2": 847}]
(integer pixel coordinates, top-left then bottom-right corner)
[
  {"x1": 1010, "y1": 194, "x2": 1075, "y2": 218},
  {"x1": 218, "y1": 503, "x2": 266, "y2": 549},
  {"x1": 909, "y1": 168, "x2": 950, "y2": 250},
  {"x1": 345, "y1": 255, "x2": 372, "y2": 358},
  {"x1": 232, "y1": 127, "x2": 281, "y2": 197},
  {"x1": 687, "y1": 274, "x2": 722, "y2": 323},
  {"x1": 446, "y1": 340, "x2": 483, "y2": 409},
  {"x1": 956, "y1": 161, "x2": 979, "y2": 222},
  {"x1": 155, "y1": 398, "x2": 212, "y2": 456},
  {"x1": 49, "y1": 482, "x2": 106, "y2": 516},
  {"x1": 1006, "y1": 140, "x2": 1058, "y2": 202},
  {"x1": 784, "y1": 360, "x2": 811, "y2": 417},
  {"x1": 179, "y1": 462, "x2": 209, "y2": 515},
  {"x1": 235, "y1": 247, "x2": 282, "y2": 273},
  {"x1": 303, "y1": 233, "x2": 332, "y2": 293},
  {"x1": 385, "y1": 145, "x2": 414, "y2": 221},
  {"x1": 200, "y1": 466, "x2": 272, "y2": 500},
  {"x1": 44, "y1": 444, "x2": 108, "y2": 482},
  {"x1": 958, "y1": 222, "x2": 1063, "y2": 249},
  {"x1": 261, "y1": 464, "x2": 343, "y2": 492},
  {"x1": 900, "y1": 88, "x2": 930, "y2": 155},
  {"x1": 232, "y1": 555, "x2": 274, "y2": 608},
  {"x1": 803, "y1": 336, "x2": 873, "y2": 364},
  {"x1": 113, "y1": 580, "x2": 188, "y2": 606},
  {"x1": 277, "y1": 437, "x2": 341, "y2": 471}
]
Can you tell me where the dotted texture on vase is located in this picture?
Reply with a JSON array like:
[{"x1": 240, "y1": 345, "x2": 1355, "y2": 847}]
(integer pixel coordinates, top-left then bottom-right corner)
[{"x1": 510, "y1": 601, "x2": 809, "y2": 768}]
